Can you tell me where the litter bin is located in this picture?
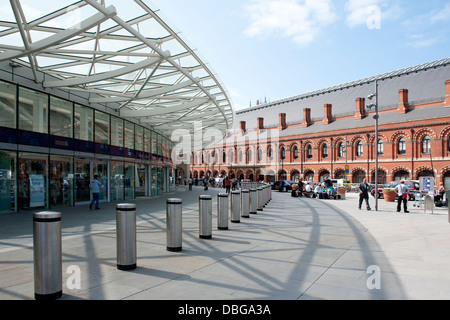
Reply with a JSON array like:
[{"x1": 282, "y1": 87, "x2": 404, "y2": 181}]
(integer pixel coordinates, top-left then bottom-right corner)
[
  {"x1": 217, "y1": 193, "x2": 229, "y2": 230},
  {"x1": 167, "y1": 198, "x2": 182, "y2": 251},
  {"x1": 116, "y1": 203, "x2": 137, "y2": 270},
  {"x1": 199, "y1": 195, "x2": 212, "y2": 239},
  {"x1": 33, "y1": 211, "x2": 62, "y2": 300}
]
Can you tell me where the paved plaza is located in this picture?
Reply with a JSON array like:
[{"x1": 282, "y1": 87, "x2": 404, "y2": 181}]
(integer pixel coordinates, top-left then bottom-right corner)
[{"x1": 0, "y1": 186, "x2": 449, "y2": 300}]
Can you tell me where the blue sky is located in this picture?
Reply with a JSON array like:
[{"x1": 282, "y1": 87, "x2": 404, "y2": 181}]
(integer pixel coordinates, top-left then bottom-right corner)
[
  {"x1": 147, "y1": 0, "x2": 450, "y2": 111},
  {"x1": 5, "y1": 0, "x2": 450, "y2": 112}
]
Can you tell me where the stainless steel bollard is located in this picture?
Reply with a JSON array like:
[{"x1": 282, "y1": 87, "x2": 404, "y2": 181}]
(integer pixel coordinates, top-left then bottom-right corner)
[
  {"x1": 241, "y1": 189, "x2": 250, "y2": 218},
  {"x1": 33, "y1": 211, "x2": 62, "y2": 300},
  {"x1": 167, "y1": 198, "x2": 182, "y2": 251},
  {"x1": 447, "y1": 191, "x2": 450, "y2": 223},
  {"x1": 257, "y1": 187, "x2": 263, "y2": 211},
  {"x1": 231, "y1": 190, "x2": 241, "y2": 223},
  {"x1": 199, "y1": 195, "x2": 212, "y2": 239},
  {"x1": 424, "y1": 195, "x2": 434, "y2": 214},
  {"x1": 249, "y1": 188, "x2": 257, "y2": 214},
  {"x1": 116, "y1": 203, "x2": 137, "y2": 271},
  {"x1": 217, "y1": 193, "x2": 229, "y2": 230}
]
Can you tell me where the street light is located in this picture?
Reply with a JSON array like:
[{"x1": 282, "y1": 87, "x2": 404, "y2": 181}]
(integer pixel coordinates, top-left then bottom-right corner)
[{"x1": 366, "y1": 80, "x2": 379, "y2": 211}]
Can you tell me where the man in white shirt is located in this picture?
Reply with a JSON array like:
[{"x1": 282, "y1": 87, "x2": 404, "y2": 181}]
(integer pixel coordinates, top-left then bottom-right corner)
[{"x1": 395, "y1": 180, "x2": 409, "y2": 213}]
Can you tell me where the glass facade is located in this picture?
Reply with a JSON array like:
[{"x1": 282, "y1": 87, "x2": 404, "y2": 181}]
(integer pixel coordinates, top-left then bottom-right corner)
[
  {"x1": 0, "y1": 79, "x2": 174, "y2": 213},
  {"x1": 0, "y1": 81, "x2": 16, "y2": 129},
  {"x1": 0, "y1": 151, "x2": 16, "y2": 213},
  {"x1": 19, "y1": 87, "x2": 48, "y2": 134}
]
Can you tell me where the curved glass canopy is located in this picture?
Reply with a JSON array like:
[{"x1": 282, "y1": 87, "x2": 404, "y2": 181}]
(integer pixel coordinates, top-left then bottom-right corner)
[{"x1": 0, "y1": 0, "x2": 234, "y2": 143}]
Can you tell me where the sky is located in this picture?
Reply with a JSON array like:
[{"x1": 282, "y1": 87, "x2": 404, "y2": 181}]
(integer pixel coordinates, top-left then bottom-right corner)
[
  {"x1": 145, "y1": 0, "x2": 450, "y2": 111},
  {"x1": 5, "y1": 0, "x2": 450, "y2": 113}
]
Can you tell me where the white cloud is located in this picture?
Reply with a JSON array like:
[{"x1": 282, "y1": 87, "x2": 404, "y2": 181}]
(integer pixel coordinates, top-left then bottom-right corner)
[
  {"x1": 430, "y1": 3, "x2": 450, "y2": 24},
  {"x1": 242, "y1": 0, "x2": 337, "y2": 46}
]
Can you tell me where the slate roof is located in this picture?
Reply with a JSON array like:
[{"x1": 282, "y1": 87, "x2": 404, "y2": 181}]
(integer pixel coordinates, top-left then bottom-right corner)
[{"x1": 233, "y1": 58, "x2": 450, "y2": 132}]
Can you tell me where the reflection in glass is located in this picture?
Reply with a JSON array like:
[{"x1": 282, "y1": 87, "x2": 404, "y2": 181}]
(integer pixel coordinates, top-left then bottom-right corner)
[
  {"x1": 50, "y1": 96, "x2": 73, "y2": 138},
  {"x1": 19, "y1": 87, "x2": 48, "y2": 133},
  {"x1": 0, "y1": 80, "x2": 16, "y2": 129},
  {"x1": 74, "y1": 104, "x2": 93, "y2": 141}
]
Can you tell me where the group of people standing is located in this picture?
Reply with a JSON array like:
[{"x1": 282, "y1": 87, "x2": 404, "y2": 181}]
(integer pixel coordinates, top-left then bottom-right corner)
[
  {"x1": 187, "y1": 176, "x2": 240, "y2": 193},
  {"x1": 358, "y1": 179, "x2": 410, "y2": 213}
]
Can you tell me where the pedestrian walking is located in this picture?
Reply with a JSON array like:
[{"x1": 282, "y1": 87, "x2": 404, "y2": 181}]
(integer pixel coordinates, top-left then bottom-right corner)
[
  {"x1": 395, "y1": 180, "x2": 409, "y2": 213},
  {"x1": 224, "y1": 176, "x2": 231, "y2": 193},
  {"x1": 358, "y1": 178, "x2": 371, "y2": 211},
  {"x1": 89, "y1": 175, "x2": 102, "y2": 210}
]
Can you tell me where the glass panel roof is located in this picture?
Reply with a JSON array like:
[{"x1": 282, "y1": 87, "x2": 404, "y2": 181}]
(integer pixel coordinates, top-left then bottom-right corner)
[{"x1": 0, "y1": 0, "x2": 234, "y2": 143}]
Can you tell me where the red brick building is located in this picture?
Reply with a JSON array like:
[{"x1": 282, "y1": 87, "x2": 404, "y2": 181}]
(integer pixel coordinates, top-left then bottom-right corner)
[{"x1": 191, "y1": 58, "x2": 450, "y2": 189}]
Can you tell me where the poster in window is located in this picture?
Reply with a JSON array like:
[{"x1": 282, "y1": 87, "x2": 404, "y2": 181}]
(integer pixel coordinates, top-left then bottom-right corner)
[{"x1": 29, "y1": 174, "x2": 45, "y2": 207}]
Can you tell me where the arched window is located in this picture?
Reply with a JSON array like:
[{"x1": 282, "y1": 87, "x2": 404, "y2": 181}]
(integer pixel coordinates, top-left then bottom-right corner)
[
  {"x1": 280, "y1": 147, "x2": 286, "y2": 160},
  {"x1": 293, "y1": 146, "x2": 299, "y2": 160},
  {"x1": 229, "y1": 151, "x2": 234, "y2": 164},
  {"x1": 238, "y1": 150, "x2": 243, "y2": 163},
  {"x1": 356, "y1": 141, "x2": 363, "y2": 157},
  {"x1": 338, "y1": 142, "x2": 345, "y2": 158},
  {"x1": 223, "y1": 151, "x2": 226, "y2": 163},
  {"x1": 248, "y1": 149, "x2": 253, "y2": 163},
  {"x1": 448, "y1": 136, "x2": 450, "y2": 153},
  {"x1": 322, "y1": 144, "x2": 328, "y2": 158},
  {"x1": 307, "y1": 145, "x2": 313, "y2": 159},
  {"x1": 398, "y1": 137, "x2": 406, "y2": 154},
  {"x1": 422, "y1": 135, "x2": 430, "y2": 154},
  {"x1": 258, "y1": 148, "x2": 263, "y2": 162},
  {"x1": 268, "y1": 147, "x2": 273, "y2": 161},
  {"x1": 377, "y1": 139, "x2": 383, "y2": 156}
]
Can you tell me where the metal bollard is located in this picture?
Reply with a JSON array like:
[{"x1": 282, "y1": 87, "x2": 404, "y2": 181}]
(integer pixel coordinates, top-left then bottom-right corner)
[
  {"x1": 424, "y1": 195, "x2": 434, "y2": 214},
  {"x1": 263, "y1": 185, "x2": 268, "y2": 207},
  {"x1": 33, "y1": 211, "x2": 62, "y2": 300},
  {"x1": 241, "y1": 189, "x2": 250, "y2": 218},
  {"x1": 116, "y1": 203, "x2": 137, "y2": 271},
  {"x1": 199, "y1": 195, "x2": 212, "y2": 239},
  {"x1": 257, "y1": 187, "x2": 263, "y2": 211},
  {"x1": 249, "y1": 188, "x2": 257, "y2": 214},
  {"x1": 447, "y1": 191, "x2": 450, "y2": 223},
  {"x1": 231, "y1": 190, "x2": 241, "y2": 223},
  {"x1": 167, "y1": 198, "x2": 182, "y2": 252},
  {"x1": 217, "y1": 193, "x2": 229, "y2": 230}
]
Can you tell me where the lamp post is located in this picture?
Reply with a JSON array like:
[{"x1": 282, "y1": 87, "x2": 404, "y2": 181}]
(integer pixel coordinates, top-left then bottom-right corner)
[{"x1": 367, "y1": 80, "x2": 379, "y2": 211}]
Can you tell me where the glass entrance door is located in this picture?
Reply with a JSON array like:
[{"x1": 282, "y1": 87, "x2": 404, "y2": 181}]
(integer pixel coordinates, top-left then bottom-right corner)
[
  {"x1": 135, "y1": 164, "x2": 146, "y2": 197},
  {"x1": 93, "y1": 160, "x2": 108, "y2": 202},
  {"x1": 75, "y1": 159, "x2": 90, "y2": 203}
]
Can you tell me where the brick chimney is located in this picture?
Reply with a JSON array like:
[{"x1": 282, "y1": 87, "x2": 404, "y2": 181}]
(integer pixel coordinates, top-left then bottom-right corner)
[
  {"x1": 355, "y1": 98, "x2": 366, "y2": 119},
  {"x1": 397, "y1": 89, "x2": 409, "y2": 114},
  {"x1": 257, "y1": 117, "x2": 264, "y2": 133},
  {"x1": 323, "y1": 104, "x2": 332, "y2": 124},
  {"x1": 278, "y1": 113, "x2": 287, "y2": 130},
  {"x1": 445, "y1": 80, "x2": 450, "y2": 107},
  {"x1": 239, "y1": 121, "x2": 246, "y2": 134},
  {"x1": 302, "y1": 108, "x2": 311, "y2": 128}
]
